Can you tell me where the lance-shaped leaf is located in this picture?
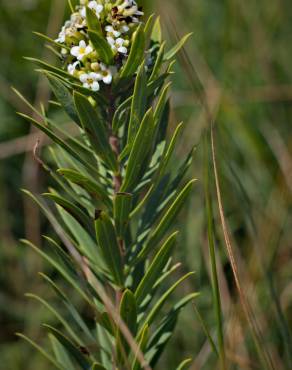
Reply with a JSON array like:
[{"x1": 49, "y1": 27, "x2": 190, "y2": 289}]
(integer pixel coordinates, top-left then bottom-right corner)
[
  {"x1": 151, "y1": 17, "x2": 162, "y2": 43},
  {"x1": 117, "y1": 290, "x2": 138, "y2": 360},
  {"x1": 44, "y1": 325, "x2": 91, "y2": 369},
  {"x1": 40, "y1": 273, "x2": 95, "y2": 342},
  {"x1": 100, "y1": 311, "x2": 116, "y2": 336},
  {"x1": 34, "y1": 31, "x2": 70, "y2": 51},
  {"x1": 43, "y1": 192, "x2": 93, "y2": 235},
  {"x1": 144, "y1": 14, "x2": 155, "y2": 45},
  {"x1": 18, "y1": 113, "x2": 99, "y2": 176},
  {"x1": 120, "y1": 109, "x2": 155, "y2": 192},
  {"x1": 95, "y1": 211, "x2": 124, "y2": 286},
  {"x1": 140, "y1": 272, "x2": 195, "y2": 330},
  {"x1": 149, "y1": 41, "x2": 166, "y2": 82},
  {"x1": 50, "y1": 335, "x2": 75, "y2": 370},
  {"x1": 164, "y1": 33, "x2": 193, "y2": 61},
  {"x1": 24, "y1": 56, "x2": 71, "y2": 80},
  {"x1": 16, "y1": 333, "x2": 65, "y2": 370},
  {"x1": 147, "y1": 293, "x2": 198, "y2": 366},
  {"x1": 74, "y1": 92, "x2": 118, "y2": 172},
  {"x1": 21, "y1": 239, "x2": 93, "y2": 305},
  {"x1": 120, "y1": 25, "x2": 145, "y2": 79},
  {"x1": 57, "y1": 168, "x2": 111, "y2": 209},
  {"x1": 46, "y1": 74, "x2": 81, "y2": 126},
  {"x1": 135, "y1": 232, "x2": 178, "y2": 305},
  {"x1": 86, "y1": 7, "x2": 102, "y2": 34},
  {"x1": 157, "y1": 122, "x2": 184, "y2": 179},
  {"x1": 132, "y1": 324, "x2": 149, "y2": 370},
  {"x1": 137, "y1": 180, "x2": 196, "y2": 261},
  {"x1": 114, "y1": 192, "x2": 133, "y2": 239},
  {"x1": 153, "y1": 82, "x2": 171, "y2": 127},
  {"x1": 127, "y1": 62, "x2": 147, "y2": 144},
  {"x1": 120, "y1": 290, "x2": 137, "y2": 335},
  {"x1": 88, "y1": 30, "x2": 114, "y2": 65},
  {"x1": 26, "y1": 293, "x2": 83, "y2": 346},
  {"x1": 176, "y1": 359, "x2": 192, "y2": 370}
]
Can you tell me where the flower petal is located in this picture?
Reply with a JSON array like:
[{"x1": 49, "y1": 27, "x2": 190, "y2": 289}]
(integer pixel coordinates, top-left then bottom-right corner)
[
  {"x1": 103, "y1": 74, "x2": 112, "y2": 84},
  {"x1": 80, "y1": 74, "x2": 89, "y2": 83},
  {"x1": 91, "y1": 81, "x2": 100, "y2": 91}
]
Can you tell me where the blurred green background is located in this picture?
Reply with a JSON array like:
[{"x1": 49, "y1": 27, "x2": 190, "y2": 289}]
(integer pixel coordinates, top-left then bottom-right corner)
[{"x1": 0, "y1": 0, "x2": 291, "y2": 369}]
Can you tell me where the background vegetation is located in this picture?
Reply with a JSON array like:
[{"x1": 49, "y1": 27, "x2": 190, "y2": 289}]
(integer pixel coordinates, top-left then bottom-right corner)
[{"x1": 0, "y1": 0, "x2": 291, "y2": 369}]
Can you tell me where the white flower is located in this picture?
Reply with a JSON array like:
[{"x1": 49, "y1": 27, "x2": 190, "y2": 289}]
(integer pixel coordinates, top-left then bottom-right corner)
[
  {"x1": 79, "y1": 72, "x2": 100, "y2": 91},
  {"x1": 80, "y1": 1, "x2": 103, "y2": 18},
  {"x1": 97, "y1": 63, "x2": 113, "y2": 84},
  {"x1": 120, "y1": 24, "x2": 130, "y2": 33},
  {"x1": 67, "y1": 61, "x2": 80, "y2": 75},
  {"x1": 107, "y1": 37, "x2": 128, "y2": 54},
  {"x1": 71, "y1": 40, "x2": 93, "y2": 61},
  {"x1": 105, "y1": 25, "x2": 121, "y2": 38}
]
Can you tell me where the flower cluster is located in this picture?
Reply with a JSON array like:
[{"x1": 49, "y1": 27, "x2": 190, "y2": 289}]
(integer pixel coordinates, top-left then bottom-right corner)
[{"x1": 56, "y1": 0, "x2": 143, "y2": 91}]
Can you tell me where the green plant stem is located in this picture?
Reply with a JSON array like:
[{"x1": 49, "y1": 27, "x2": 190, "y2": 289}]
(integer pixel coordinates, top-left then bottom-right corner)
[{"x1": 204, "y1": 133, "x2": 226, "y2": 370}]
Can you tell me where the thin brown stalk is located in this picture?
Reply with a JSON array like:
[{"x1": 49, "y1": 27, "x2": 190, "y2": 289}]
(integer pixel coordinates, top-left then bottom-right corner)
[{"x1": 210, "y1": 123, "x2": 276, "y2": 370}]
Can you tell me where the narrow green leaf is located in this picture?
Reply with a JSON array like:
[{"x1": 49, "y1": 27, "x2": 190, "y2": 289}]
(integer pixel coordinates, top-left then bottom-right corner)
[
  {"x1": 127, "y1": 62, "x2": 147, "y2": 144},
  {"x1": 164, "y1": 33, "x2": 193, "y2": 61},
  {"x1": 153, "y1": 82, "x2": 171, "y2": 126},
  {"x1": 193, "y1": 303, "x2": 219, "y2": 357},
  {"x1": 67, "y1": 0, "x2": 75, "y2": 12},
  {"x1": 94, "y1": 211, "x2": 124, "y2": 286},
  {"x1": 204, "y1": 135, "x2": 226, "y2": 367},
  {"x1": 114, "y1": 192, "x2": 133, "y2": 239},
  {"x1": 40, "y1": 273, "x2": 95, "y2": 342},
  {"x1": 57, "y1": 168, "x2": 111, "y2": 209},
  {"x1": 86, "y1": 7, "x2": 102, "y2": 34},
  {"x1": 26, "y1": 293, "x2": 83, "y2": 346},
  {"x1": 150, "y1": 41, "x2": 166, "y2": 82},
  {"x1": 44, "y1": 325, "x2": 91, "y2": 369},
  {"x1": 120, "y1": 25, "x2": 145, "y2": 79},
  {"x1": 33, "y1": 31, "x2": 70, "y2": 51},
  {"x1": 120, "y1": 290, "x2": 137, "y2": 336},
  {"x1": 91, "y1": 363, "x2": 106, "y2": 370},
  {"x1": 135, "y1": 232, "x2": 178, "y2": 305},
  {"x1": 176, "y1": 358, "x2": 192, "y2": 370},
  {"x1": 46, "y1": 74, "x2": 81, "y2": 126},
  {"x1": 140, "y1": 272, "x2": 196, "y2": 329},
  {"x1": 43, "y1": 192, "x2": 93, "y2": 234},
  {"x1": 144, "y1": 14, "x2": 155, "y2": 46},
  {"x1": 21, "y1": 239, "x2": 93, "y2": 305},
  {"x1": 112, "y1": 95, "x2": 131, "y2": 134},
  {"x1": 24, "y1": 57, "x2": 71, "y2": 79},
  {"x1": 138, "y1": 180, "x2": 196, "y2": 261},
  {"x1": 88, "y1": 30, "x2": 114, "y2": 65},
  {"x1": 18, "y1": 112, "x2": 98, "y2": 175},
  {"x1": 132, "y1": 325, "x2": 149, "y2": 370},
  {"x1": 100, "y1": 312, "x2": 115, "y2": 336},
  {"x1": 117, "y1": 290, "x2": 138, "y2": 361},
  {"x1": 50, "y1": 335, "x2": 75, "y2": 370},
  {"x1": 120, "y1": 109, "x2": 155, "y2": 192},
  {"x1": 146, "y1": 293, "x2": 198, "y2": 366},
  {"x1": 151, "y1": 17, "x2": 162, "y2": 43},
  {"x1": 74, "y1": 91, "x2": 118, "y2": 172},
  {"x1": 130, "y1": 185, "x2": 154, "y2": 220},
  {"x1": 16, "y1": 333, "x2": 65, "y2": 370},
  {"x1": 157, "y1": 122, "x2": 184, "y2": 179}
]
